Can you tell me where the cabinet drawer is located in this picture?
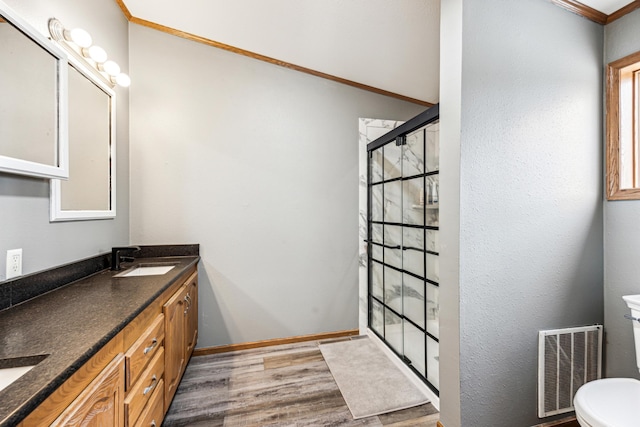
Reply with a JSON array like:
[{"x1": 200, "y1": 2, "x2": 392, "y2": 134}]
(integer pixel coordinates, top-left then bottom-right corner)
[
  {"x1": 133, "y1": 378, "x2": 164, "y2": 427},
  {"x1": 124, "y1": 347, "x2": 164, "y2": 427},
  {"x1": 126, "y1": 314, "x2": 164, "y2": 390}
]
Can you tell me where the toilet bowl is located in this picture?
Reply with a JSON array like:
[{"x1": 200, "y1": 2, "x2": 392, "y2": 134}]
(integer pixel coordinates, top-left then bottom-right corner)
[
  {"x1": 573, "y1": 378, "x2": 640, "y2": 427},
  {"x1": 573, "y1": 295, "x2": 640, "y2": 427}
]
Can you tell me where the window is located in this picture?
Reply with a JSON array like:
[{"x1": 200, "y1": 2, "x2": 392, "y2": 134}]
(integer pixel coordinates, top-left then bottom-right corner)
[{"x1": 607, "y1": 50, "x2": 640, "y2": 200}]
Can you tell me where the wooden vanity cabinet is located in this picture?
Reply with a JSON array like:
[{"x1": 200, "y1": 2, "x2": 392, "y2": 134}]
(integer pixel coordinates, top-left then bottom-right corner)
[
  {"x1": 18, "y1": 337, "x2": 125, "y2": 427},
  {"x1": 163, "y1": 271, "x2": 198, "y2": 411},
  {"x1": 163, "y1": 284, "x2": 187, "y2": 409},
  {"x1": 185, "y1": 274, "x2": 198, "y2": 359},
  {"x1": 50, "y1": 354, "x2": 125, "y2": 427},
  {"x1": 18, "y1": 266, "x2": 198, "y2": 427}
]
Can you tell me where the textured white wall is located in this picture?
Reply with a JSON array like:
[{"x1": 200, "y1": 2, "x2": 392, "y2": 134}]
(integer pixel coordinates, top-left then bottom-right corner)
[
  {"x1": 438, "y1": 0, "x2": 462, "y2": 424},
  {"x1": 128, "y1": 24, "x2": 425, "y2": 347},
  {"x1": 122, "y1": 0, "x2": 439, "y2": 103},
  {"x1": 603, "y1": 8, "x2": 640, "y2": 379},
  {"x1": 440, "y1": 1, "x2": 604, "y2": 425},
  {"x1": 0, "y1": 0, "x2": 129, "y2": 279}
]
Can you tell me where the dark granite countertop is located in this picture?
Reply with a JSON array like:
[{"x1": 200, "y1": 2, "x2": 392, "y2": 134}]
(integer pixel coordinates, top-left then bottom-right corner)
[{"x1": 0, "y1": 253, "x2": 199, "y2": 427}]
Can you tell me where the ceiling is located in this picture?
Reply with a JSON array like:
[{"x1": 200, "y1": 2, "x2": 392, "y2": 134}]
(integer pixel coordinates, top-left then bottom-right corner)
[
  {"x1": 118, "y1": 0, "x2": 637, "y2": 103},
  {"x1": 121, "y1": 0, "x2": 440, "y2": 103},
  {"x1": 579, "y1": 0, "x2": 634, "y2": 14}
]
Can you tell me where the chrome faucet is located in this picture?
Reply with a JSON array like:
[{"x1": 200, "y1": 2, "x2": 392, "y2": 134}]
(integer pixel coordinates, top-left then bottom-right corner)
[{"x1": 111, "y1": 246, "x2": 141, "y2": 271}]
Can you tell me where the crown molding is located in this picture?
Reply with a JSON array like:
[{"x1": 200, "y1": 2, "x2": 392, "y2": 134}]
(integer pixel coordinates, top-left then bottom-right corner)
[
  {"x1": 114, "y1": 0, "x2": 132, "y2": 20},
  {"x1": 551, "y1": 0, "x2": 607, "y2": 24},
  {"x1": 551, "y1": 0, "x2": 640, "y2": 24},
  {"x1": 607, "y1": 0, "x2": 640, "y2": 23}
]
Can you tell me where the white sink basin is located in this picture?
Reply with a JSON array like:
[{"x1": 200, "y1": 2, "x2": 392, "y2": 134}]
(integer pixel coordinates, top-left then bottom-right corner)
[
  {"x1": 0, "y1": 365, "x2": 35, "y2": 392},
  {"x1": 115, "y1": 263, "x2": 176, "y2": 277},
  {"x1": 0, "y1": 355, "x2": 47, "y2": 392}
]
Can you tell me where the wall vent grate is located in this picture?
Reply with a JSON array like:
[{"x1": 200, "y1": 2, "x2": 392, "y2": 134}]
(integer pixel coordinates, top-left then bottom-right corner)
[{"x1": 537, "y1": 325, "x2": 602, "y2": 418}]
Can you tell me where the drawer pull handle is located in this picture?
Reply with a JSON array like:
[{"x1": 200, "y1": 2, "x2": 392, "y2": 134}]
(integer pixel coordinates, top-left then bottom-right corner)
[
  {"x1": 143, "y1": 338, "x2": 158, "y2": 355},
  {"x1": 143, "y1": 375, "x2": 157, "y2": 395}
]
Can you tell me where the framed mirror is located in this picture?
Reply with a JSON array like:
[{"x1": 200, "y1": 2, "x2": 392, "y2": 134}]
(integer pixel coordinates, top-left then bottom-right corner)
[
  {"x1": 0, "y1": 0, "x2": 69, "y2": 179},
  {"x1": 50, "y1": 54, "x2": 115, "y2": 221}
]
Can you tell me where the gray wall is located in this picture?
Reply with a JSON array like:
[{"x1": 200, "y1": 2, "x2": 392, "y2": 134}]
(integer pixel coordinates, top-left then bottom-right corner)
[
  {"x1": 440, "y1": 1, "x2": 604, "y2": 426},
  {"x1": 0, "y1": 0, "x2": 129, "y2": 280},
  {"x1": 603, "y1": 8, "x2": 640, "y2": 379},
  {"x1": 128, "y1": 24, "x2": 425, "y2": 348}
]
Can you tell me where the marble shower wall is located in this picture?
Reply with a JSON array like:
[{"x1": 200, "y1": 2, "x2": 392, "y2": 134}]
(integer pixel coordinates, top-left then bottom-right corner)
[{"x1": 358, "y1": 118, "x2": 404, "y2": 333}]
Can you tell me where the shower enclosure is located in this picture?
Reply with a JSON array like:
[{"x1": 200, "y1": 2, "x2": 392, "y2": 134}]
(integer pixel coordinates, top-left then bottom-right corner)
[{"x1": 366, "y1": 105, "x2": 440, "y2": 395}]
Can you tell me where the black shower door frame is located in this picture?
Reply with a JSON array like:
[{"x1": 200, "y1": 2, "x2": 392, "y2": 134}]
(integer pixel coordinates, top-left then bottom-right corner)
[{"x1": 366, "y1": 104, "x2": 440, "y2": 396}]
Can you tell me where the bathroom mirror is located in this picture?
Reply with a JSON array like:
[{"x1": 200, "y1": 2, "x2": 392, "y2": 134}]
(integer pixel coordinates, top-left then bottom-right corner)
[
  {"x1": 50, "y1": 55, "x2": 115, "y2": 221},
  {"x1": 0, "y1": 0, "x2": 69, "y2": 179}
]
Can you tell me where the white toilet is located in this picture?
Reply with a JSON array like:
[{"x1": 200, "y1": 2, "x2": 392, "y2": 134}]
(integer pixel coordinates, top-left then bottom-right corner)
[{"x1": 573, "y1": 295, "x2": 640, "y2": 427}]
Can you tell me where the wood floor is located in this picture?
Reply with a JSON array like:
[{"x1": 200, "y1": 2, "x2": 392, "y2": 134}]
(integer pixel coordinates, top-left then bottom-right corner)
[{"x1": 163, "y1": 337, "x2": 439, "y2": 426}]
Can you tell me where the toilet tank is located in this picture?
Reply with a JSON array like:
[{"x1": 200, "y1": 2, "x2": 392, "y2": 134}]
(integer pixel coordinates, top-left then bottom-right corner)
[{"x1": 623, "y1": 295, "x2": 640, "y2": 372}]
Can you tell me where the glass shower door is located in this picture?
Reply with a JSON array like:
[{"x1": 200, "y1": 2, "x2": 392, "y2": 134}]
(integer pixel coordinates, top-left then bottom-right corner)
[
  {"x1": 367, "y1": 110, "x2": 440, "y2": 395},
  {"x1": 384, "y1": 141, "x2": 404, "y2": 354},
  {"x1": 402, "y1": 127, "x2": 427, "y2": 379}
]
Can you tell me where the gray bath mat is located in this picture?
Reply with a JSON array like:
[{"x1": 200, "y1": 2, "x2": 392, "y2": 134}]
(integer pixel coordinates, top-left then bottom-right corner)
[{"x1": 319, "y1": 338, "x2": 429, "y2": 419}]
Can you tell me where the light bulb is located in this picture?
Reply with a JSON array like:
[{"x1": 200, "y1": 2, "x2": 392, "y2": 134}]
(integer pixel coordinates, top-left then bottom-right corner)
[
  {"x1": 64, "y1": 28, "x2": 92, "y2": 48},
  {"x1": 82, "y1": 45, "x2": 107, "y2": 63},
  {"x1": 114, "y1": 73, "x2": 131, "y2": 88},
  {"x1": 101, "y1": 60, "x2": 120, "y2": 77}
]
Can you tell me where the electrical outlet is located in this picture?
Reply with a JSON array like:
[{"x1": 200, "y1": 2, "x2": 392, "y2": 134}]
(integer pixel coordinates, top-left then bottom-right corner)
[{"x1": 6, "y1": 249, "x2": 22, "y2": 279}]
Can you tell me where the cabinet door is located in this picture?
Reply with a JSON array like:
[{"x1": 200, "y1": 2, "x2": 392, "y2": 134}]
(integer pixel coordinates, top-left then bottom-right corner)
[
  {"x1": 51, "y1": 354, "x2": 125, "y2": 427},
  {"x1": 184, "y1": 273, "x2": 198, "y2": 358},
  {"x1": 163, "y1": 284, "x2": 187, "y2": 411}
]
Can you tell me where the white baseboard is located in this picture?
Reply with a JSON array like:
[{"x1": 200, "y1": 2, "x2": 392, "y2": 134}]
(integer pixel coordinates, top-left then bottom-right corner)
[{"x1": 366, "y1": 328, "x2": 440, "y2": 410}]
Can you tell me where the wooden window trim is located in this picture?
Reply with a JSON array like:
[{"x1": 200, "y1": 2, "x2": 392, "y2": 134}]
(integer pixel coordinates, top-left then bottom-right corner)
[{"x1": 607, "y1": 50, "x2": 640, "y2": 200}]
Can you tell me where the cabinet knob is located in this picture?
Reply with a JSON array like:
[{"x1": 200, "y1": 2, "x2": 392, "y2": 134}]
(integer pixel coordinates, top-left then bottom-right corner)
[{"x1": 151, "y1": 421, "x2": 157, "y2": 427}]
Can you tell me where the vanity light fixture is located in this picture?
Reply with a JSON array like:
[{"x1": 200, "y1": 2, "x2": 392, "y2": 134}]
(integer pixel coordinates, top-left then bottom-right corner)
[
  {"x1": 61, "y1": 27, "x2": 92, "y2": 48},
  {"x1": 48, "y1": 18, "x2": 130, "y2": 88},
  {"x1": 99, "y1": 60, "x2": 120, "y2": 77},
  {"x1": 81, "y1": 45, "x2": 107, "y2": 64},
  {"x1": 111, "y1": 73, "x2": 131, "y2": 88}
]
